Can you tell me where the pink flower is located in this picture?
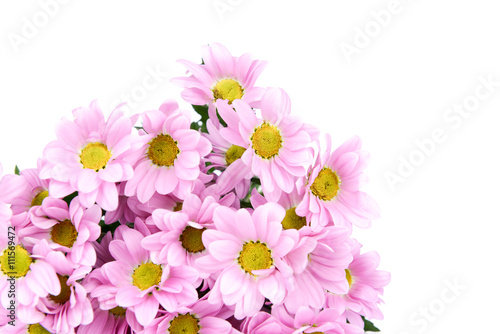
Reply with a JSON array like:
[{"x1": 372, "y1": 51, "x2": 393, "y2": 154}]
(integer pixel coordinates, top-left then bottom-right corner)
[
  {"x1": 15, "y1": 238, "x2": 93, "y2": 333},
  {"x1": 19, "y1": 197, "x2": 101, "y2": 268},
  {"x1": 0, "y1": 319, "x2": 54, "y2": 333},
  {"x1": 250, "y1": 185, "x2": 310, "y2": 234},
  {"x1": 283, "y1": 226, "x2": 353, "y2": 313},
  {"x1": 240, "y1": 312, "x2": 284, "y2": 334},
  {"x1": 0, "y1": 166, "x2": 28, "y2": 208},
  {"x1": 84, "y1": 252, "x2": 144, "y2": 333},
  {"x1": 7, "y1": 160, "x2": 49, "y2": 229},
  {"x1": 40, "y1": 100, "x2": 139, "y2": 211},
  {"x1": 0, "y1": 238, "x2": 60, "y2": 308},
  {"x1": 124, "y1": 100, "x2": 212, "y2": 203},
  {"x1": 204, "y1": 119, "x2": 252, "y2": 198},
  {"x1": 272, "y1": 305, "x2": 363, "y2": 334},
  {"x1": 76, "y1": 299, "x2": 134, "y2": 334},
  {"x1": 95, "y1": 226, "x2": 199, "y2": 326},
  {"x1": 296, "y1": 135, "x2": 380, "y2": 231},
  {"x1": 325, "y1": 239, "x2": 390, "y2": 329},
  {"x1": 217, "y1": 88, "x2": 318, "y2": 201},
  {"x1": 196, "y1": 203, "x2": 299, "y2": 319},
  {"x1": 171, "y1": 43, "x2": 267, "y2": 124},
  {"x1": 141, "y1": 298, "x2": 234, "y2": 334},
  {"x1": 105, "y1": 183, "x2": 181, "y2": 225},
  {"x1": 142, "y1": 194, "x2": 222, "y2": 276}
]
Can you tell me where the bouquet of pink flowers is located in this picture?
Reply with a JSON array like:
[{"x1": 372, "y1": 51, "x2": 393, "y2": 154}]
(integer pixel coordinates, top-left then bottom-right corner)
[{"x1": 0, "y1": 43, "x2": 390, "y2": 334}]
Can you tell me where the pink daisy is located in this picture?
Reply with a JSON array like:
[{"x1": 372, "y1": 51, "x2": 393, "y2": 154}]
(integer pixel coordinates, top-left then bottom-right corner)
[
  {"x1": 141, "y1": 298, "x2": 234, "y2": 334},
  {"x1": 196, "y1": 203, "x2": 299, "y2": 319},
  {"x1": 217, "y1": 88, "x2": 318, "y2": 201},
  {"x1": 39, "y1": 100, "x2": 139, "y2": 211},
  {"x1": 8, "y1": 160, "x2": 50, "y2": 229},
  {"x1": 0, "y1": 165, "x2": 28, "y2": 208},
  {"x1": 171, "y1": 42, "x2": 267, "y2": 124},
  {"x1": 19, "y1": 197, "x2": 101, "y2": 268},
  {"x1": 240, "y1": 312, "x2": 284, "y2": 334},
  {"x1": 76, "y1": 298, "x2": 135, "y2": 334},
  {"x1": 296, "y1": 135, "x2": 380, "y2": 231},
  {"x1": 124, "y1": 100, "x2": 212, "y2": 203},
  {"x1": 282, "y1": 226, "x2": 353, "y2": 314},
  {"x1": 250, "y1": 185, "x2": 311, "y2": 234},
  {"x1": 142, "y1": 194, "x2": 222, "y2": 276},
  {"x1": 272, "y1": 305, "x2": 363, "y2": 334},
  {"x1": 0, "y1": 319, "x2": 54, "y2": 333},
  {"x1": 325, "y1": 239, "x2": 390, "y2": 329},
  {"x1": 96, "y1": 226, "x2": 199, "y2": 326},
  {"x1": 23, "y1": 241, "x2": 93, "y2": 334},
  {"x1": 0, "y1": 237, "x2": 60, "y2": 309},
  {"x1": 105, "y1": 183, "x2": 182, "y2": 225},
  {"x1": 83, "y1": 268, "x2": 144, "y2": 334},
  {"x1": 204, "y1": 119, "x2": 253, "y2": 198}
]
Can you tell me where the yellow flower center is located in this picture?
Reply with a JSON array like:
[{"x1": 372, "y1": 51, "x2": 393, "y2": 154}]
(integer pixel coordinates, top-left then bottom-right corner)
[
  {"x1": 51, "y1": 220, "x2": 78, "y2": 248},
  {"x1": 238, "y1": 241, "x2": 273, "y2": 274},
  {"x1": 310, "y1": 168, "x2": 341, "y2": 201},
  {"x1": 27, "y1": 324, "x2": 53, "y2": 334},
  {"x1": 179, "y1": 226, "x2": 206, "y2": 253},
  {"x1": 173, "y1": 202, "x2": 183, "y2": 212},
  {"x1": 31, "y1": 190, "x2": 49, "y2": 207},
  {"x1": 147, "y1": 134, "x2": 180, "y2": 167},
  {"x1": 49, "y1": 274, "x2": 71, "y2": 304},
  {"x1": 225, "y1": 145, "x2": 246, "y2": 166},
  {"x1": 281, "y1": 207, "x2": 307, "y2": 230},
  {"x1": 80, "y1": 142, "x2": 112, "y2": 171},
  {"x1": 212, "y1": 78, "x2": 244, "y2": 104},
  {"x1": 109, "y1": 306, "x2": 127, "y2": 318},
  {"x1": 345, "y1": 269, "x2": 354, "y2": 288},
  {"x1": 169, "y1": 313, "x2": 200, "y2": 334},
  {"x1": 251, "y1": 123, "x2": 282, "y2": 159},
  {"x1": 132, "y1": 262, "x2": 162, "y2": 290},
  {"x1": 0, "y1": 245, "x2": 32, "y2": 278}
]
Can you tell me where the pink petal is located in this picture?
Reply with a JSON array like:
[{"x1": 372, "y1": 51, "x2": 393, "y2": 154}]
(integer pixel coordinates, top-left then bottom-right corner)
[{"x1": 134, "y1": 297, "x2": 159, "y2": 326}]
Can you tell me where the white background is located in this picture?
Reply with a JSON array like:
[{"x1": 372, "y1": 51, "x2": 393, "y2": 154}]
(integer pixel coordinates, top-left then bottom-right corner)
[{"x1": 1, "y1": 1, "x2": 499, "y2": 333}]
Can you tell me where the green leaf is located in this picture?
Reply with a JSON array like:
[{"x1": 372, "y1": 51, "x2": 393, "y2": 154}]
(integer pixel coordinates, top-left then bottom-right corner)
[
  {"x1": 192, "y1": 104, "x2": 209, "y2": 133},
  {"x1": 363, "y1": 317, "x2": 380, "y2": 332},
  {"x1": 62, "y1": 191, "x2": 79, "y2": 206},
  {"x1": 14, "y1": 165, "x2": 20, "y2": 175}
]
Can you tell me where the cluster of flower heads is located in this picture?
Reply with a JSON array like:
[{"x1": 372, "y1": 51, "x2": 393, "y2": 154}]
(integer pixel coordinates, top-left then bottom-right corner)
[{"x1": 0, "y1": 43, "x2": 390, "y2": 334}]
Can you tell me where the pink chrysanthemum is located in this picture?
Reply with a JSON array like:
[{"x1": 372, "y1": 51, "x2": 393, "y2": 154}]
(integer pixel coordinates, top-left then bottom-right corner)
[
  {"x1": 283, "y1": 226, "x2": 353, "y2": 313},
  {"x1": 6, "y1": 160, "x2": 50, "y2": 229},
  {"x1": 325, "y1": 239, "x2": 390, "y2": 329},
  {"x1": 76, "y1": 298, "x2": 135, "y2": 334},
  {"x1": 105, "y1": 183, "x2": 183, "y2": 225},
  {"x1": 142, "y1": 194, "x2": 225, "y2": 276},
  {"x1": 171, "y1": 42, "x2": 267, "y2": 124},
  {"x1": 40, "y1": 100, "x2": 139, "y2": 211},
  {"x1": 272, "y1": 305, "x2": 363, "y2": 334},
  {"x1": 0, "y1": 237, "x2": 59, "y2": 308},
  {"x1": 204, "y1": 119, "x2": 252, "y2": 198},
  {"x1": 124, "y1": 100, "x2": 212, "y2": 203},
  {"x1": 296, "y1": 135, "x2": 380, "y2": 231},
  {"x1": 83, "y1": 267, "x2": 144, "y2": 334},
  {"x1": 95, "y1": 226, "x2": 199, "y2": 326},
  {"x1": 22, "y1": 240, "x2": 93, "y2": 334},
  {"x1": 141, "y1": 298, "x2": 234, "y2": 334},
  {"x1": 196, "y1": 203, "x2": 299, "y2": 319},
  {"x1": 19, "y1": 197, "x2": 100, "y2": 268},
  {"x1": 250, "y1": 185, "x2": 312, "y2": 234},
  {"x1": 0, "y1": 165, "x2": 28, "y2": 209},
  {"x1": 0, "y1": 318, "x2": 54, "y2": 333},
  {"x1": 240, "y1": 312, "x2": 284, "y2": 334},
  {"x1": 217, "y1": 88, "x2": 318, "y2": 201}
]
